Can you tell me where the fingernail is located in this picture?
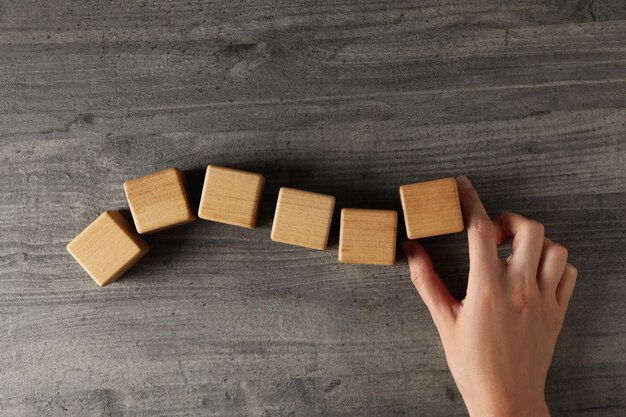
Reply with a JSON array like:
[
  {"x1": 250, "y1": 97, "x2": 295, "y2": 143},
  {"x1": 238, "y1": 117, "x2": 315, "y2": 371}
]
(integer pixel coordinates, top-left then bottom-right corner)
[{"x1": 457, "y1": 176, "x2": 472, "y2": 189}]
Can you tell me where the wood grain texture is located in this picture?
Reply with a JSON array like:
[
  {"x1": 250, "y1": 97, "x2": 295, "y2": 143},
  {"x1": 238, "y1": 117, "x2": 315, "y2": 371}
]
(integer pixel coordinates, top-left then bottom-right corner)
[
  {"x1": 66, "y1": 211, "x2": 149, "y2": 287},
  {"x1": 124, "y1": 167, "x2": 196, "y2": 234},
  {"x1": 0, "y1": 0, "x2": 625, "y2": 415},
  {"x1": 271, "y1": 187, "x2": 335, "y2": 250},
  {"x1": 339, "y1": 209, "x2": 398, "y2": 265},
  {"x1": 400, "y1": 178, "x2": 464, "y2": 240},
  {"x1": 198, "y1": 165, "x2": 265, "y2": 228}
]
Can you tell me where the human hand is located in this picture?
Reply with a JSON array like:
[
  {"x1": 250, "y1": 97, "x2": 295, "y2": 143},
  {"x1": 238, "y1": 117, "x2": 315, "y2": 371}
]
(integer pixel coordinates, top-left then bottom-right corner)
[{"x1": 402, "y1": 176, "x2": 577, "y2": 417}]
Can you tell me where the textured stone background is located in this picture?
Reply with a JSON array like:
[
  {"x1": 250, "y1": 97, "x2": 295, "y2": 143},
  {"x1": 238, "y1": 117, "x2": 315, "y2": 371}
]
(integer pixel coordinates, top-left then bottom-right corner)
[{"x1": 0, "y1": 0, "x2": 625, "y2": 416}]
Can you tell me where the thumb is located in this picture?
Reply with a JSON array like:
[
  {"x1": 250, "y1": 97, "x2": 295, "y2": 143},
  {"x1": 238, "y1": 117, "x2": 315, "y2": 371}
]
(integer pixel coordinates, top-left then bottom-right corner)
[{"x1": 402, "y1": 240, "x2": 458, "y2": 327}]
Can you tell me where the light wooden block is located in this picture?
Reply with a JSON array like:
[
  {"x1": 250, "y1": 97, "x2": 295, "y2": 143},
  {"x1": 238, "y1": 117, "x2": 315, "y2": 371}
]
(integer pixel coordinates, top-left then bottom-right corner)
[
  {"x1": 270, "y1": 187, "x2": 335, "y2": 250},
  {"x1": 198, "y1": 165, "x2": 265, "y2": 228},
  {"x1": 399, "y1": 177, "x2": 464, "y2": 239},
  {"x1": 66, "y1": 211, "x2": 149, "y2": 287},
  {"x1": 124, "y1": 167, "x2": 196, "y2": 234},
  {"x1": 339, "y1": 209, "x2": 397, "y2": 265}
]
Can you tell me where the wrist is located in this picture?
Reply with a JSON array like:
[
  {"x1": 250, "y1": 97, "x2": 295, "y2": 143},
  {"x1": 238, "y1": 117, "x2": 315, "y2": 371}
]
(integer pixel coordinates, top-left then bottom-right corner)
[{"x1": 467, "y1": 401, "x2": 550, "y2": 417}]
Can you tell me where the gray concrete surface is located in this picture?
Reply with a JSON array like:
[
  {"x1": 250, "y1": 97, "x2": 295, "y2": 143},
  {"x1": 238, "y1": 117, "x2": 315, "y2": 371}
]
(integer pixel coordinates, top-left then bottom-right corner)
[{"x1": 0, "y1": 0, "x2": 625, "y2": 416}]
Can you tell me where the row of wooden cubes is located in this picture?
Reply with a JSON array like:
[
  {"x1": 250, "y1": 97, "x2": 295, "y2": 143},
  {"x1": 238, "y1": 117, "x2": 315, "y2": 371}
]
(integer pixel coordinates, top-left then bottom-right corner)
[{"x1": 67, "y1": 166, "x2": 463, "y2": 287}]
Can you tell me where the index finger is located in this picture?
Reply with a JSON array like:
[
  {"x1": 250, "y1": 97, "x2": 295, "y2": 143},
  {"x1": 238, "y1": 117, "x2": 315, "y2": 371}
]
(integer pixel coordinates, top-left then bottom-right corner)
[{"x1": 457, "y1": 176, "x2": 501, "y2": 275}]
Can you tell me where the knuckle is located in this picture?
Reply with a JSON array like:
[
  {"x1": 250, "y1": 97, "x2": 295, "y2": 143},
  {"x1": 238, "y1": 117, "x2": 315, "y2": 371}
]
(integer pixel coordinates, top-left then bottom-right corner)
[
  {"x1": 410, "y1": 270, "x2": 427, "y2": 291},
  {"x1": 525, "y1": 220, "x2": 545, "y2": 237},
  {"x1": 469, "y1": 217, "x2": 494, "y2": 236},
  {"x1": 480, "y1": 287, "x2": 502, "y2": 304},
  {"x1": 511, "y1": 292, "x2": 530, "y2": 309},
  {"x1": 553, "y1": 244, "x2": 568, "y2": 261},
  {"x1": 566, "y1": 264, "x2": 578, "y2": 282},
  {"x1": 510, "y1": 289, "x2": 538, "y2": 310},
  {"x1": 567, "y1": 263, "x2": 578, "y2": 276}
]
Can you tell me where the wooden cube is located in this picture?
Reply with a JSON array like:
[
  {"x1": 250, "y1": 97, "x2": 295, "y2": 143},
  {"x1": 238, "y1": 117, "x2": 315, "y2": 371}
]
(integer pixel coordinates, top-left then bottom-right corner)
[
  {"x1": 270, "y1": 187, "x2": 335, "y2": 250},
  {"x1": 198, "y1": 165, "x2": 265, "y2": 228},
  {"x1": 399, "y1": 177, "x2": 464, "y2": 239},
  {"x1": 66, "y1": 211, "x2": 149, "y2": 287},
  {"x1": 124, "y1": 168, "x2": 196, "y2": 234},
  {"x1": 339, "y1": 209, "x2": 397, "y2": 265}
]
